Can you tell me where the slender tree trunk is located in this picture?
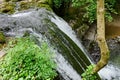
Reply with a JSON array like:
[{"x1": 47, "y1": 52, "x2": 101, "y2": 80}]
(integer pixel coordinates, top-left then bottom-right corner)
[{"x1": 93, "y1": 0, "x2": 110, "y2": 73}]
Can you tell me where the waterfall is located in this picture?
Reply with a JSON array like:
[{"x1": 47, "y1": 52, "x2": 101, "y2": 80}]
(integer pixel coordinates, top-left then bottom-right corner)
[
  {"x1": 99, "y1": 65, "x2": 120, "y2": 80},
  {"x1": 0, "y1": 8, "x2": 93, "y2": 80},
  {"x1": 1, "y1": 8, "x2": 120, "y2": 80},
  {"x1": 99, "y1": 49, "x2": 120, "y2": 80},
  {"x1": 50, "y1": 14, "x2": 92, "y2": 63}
]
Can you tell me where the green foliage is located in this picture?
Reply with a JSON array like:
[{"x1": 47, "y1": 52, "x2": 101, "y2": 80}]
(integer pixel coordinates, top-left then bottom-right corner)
[
  {"x1": 82, "y1": 65, "x2": 97, "y2": 80},
  {"x1": 53, "y1": 0, "x2": 62, "y2": 8},
  {"x1": 0, "y1": 37, "x2": 57, "y2": 80},
  {"x1": 72, "y1": 0, "x2": 117, "y2": 23},
  {"x1": 52, "y1": 0, "x2": 117, "y2": 23},
  {"x1": 53, "y1": 0, "x2": 71, "y2": 8},
  {"x1": 105, "y1": 0, "x2": 117, "y2": 22},
  {"x1": 72, "y1": 0, "x2": 89, "y2": 7},
  {"x1": 83, "y1": 0, "x2": 96, "y2": 23}
]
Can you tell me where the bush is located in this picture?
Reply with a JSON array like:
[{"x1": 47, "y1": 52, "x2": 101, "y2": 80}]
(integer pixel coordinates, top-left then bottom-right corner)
[
  {"x1": 72, "y1": 0, "x2": 117, "y2": 23},
  {"x1": 0, "y1": 37, "x2": 57, "y2": 80},
  {"x1": 53, "y1": 0, "x2": 117, "y2": 24}
]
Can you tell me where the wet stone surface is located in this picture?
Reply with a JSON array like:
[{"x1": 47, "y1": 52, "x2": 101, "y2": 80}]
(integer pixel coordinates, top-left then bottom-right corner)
[{"x1": 82, "y1": 36, "x2": 120, "y2": 64}]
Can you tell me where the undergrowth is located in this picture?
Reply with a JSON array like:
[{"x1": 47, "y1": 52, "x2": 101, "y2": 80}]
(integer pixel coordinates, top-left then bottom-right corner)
[{"x1": 0, "y1": 37, "x2": 57, "y2": 80}]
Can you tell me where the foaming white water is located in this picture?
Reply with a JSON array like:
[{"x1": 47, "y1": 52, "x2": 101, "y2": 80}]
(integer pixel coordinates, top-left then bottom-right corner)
[
  {"x1": 50, "y1": 15, "x2": 92, "y2": 63},
  {"x1": 9, "y1": 9, "x2": 87, "y2": 55},
  {"x1": 6, "y1": 28, "x2": 33, "y2": 37},
  {"x1": 10, "y1": 12, "x2": 32, "y2": 17},
  {"x1": 55, "y1": 53, "x2": 81, "y2": 80},
  {"x1": 50, "y1": 16, "x2": 83, "y2": 51},
  {"x1": 99, "y1": 65, "x2": 120, "y2": 80}
]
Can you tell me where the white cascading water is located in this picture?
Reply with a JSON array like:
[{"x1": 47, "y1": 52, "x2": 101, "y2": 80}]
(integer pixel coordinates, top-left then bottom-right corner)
[
  {"x1": 54, "y1": 52, "x2": 82, "y2": 80},
  {"x1": 50, "y1": 14, "x2": 92, "y2": 63},
  {"x1": 99, "y1": 65, "x2": 120, "y2": 80},
  {"x1": 50, "y1": 13, "x2": 120, "y2": 80},
  {"x1": 50, "y1": 15, "x2": 85, "y2": 53}
]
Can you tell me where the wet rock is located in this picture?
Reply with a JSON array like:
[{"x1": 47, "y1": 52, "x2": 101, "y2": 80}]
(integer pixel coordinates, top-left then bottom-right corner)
[
  {"x1": 0, "y1": 0, "x2": 52, "y2": 14},
  {"x1": 76, "y1": 24, "x2": 89, "y2": 39},
  {"x1": 82, "y1": 39, "x2": 100, "y2": 63},
  {"x1": 82, "y1": 36, "x2": 120, "y2": 64},
  {"x1": 0, "y1": 2, "x2": 15, "y2": 14}
]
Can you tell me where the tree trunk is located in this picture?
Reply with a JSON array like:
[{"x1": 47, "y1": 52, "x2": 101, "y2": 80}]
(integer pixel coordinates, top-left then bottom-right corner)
[{"x1": 93, "y1": 0, "x2": 110, "y2": 73}]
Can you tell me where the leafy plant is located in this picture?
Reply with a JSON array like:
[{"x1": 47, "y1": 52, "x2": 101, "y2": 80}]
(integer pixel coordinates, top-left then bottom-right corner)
[
  {"x1": 0, "y1": 37, "x2": 57, "y2": 80},
  {"x1": 53, "y1": 0, "x2": 71, "y2": 8},
  {"x1": 53, "y1": 0, "x2": 117, "y2": 23},
  {"x1": 81, "y1": 65, "x2": 97, "y2": 80},
  {"x1": 53, "y1": 0, "x2": 62, "y2": 8},
  {"x1": 72, "y1": 0, "x2": 117, "y2": 23}
]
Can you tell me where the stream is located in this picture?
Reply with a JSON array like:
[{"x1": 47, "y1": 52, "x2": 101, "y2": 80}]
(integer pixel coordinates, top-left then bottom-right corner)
[{"x1": 0, "y1": 8, "x2": 120, "y2": 80}]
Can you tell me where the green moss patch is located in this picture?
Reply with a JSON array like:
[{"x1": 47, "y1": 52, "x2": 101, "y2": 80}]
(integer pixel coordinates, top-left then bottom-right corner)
[
  {"x1": 0, "y1": 2, "x2": 15, "y2": 14},
  {"x1": 0, "y1": 0, "x2": 53, "y2": 14}
]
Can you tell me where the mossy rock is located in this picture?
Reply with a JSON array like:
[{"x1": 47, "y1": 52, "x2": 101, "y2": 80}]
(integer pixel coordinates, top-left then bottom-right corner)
[
  {"x1": 4, "y1": 0, "x2": 23, "y2": 2},
  {"x1": 19, "y1": 1, "x2": 33, "y2": 11},
  {"x1": 19, "y1": 1, "x2": 53, "y2": 11},
  {"x1": 0, "y1": 32, "x2": 6, "y2": 43},
  {"x1": 11, "y1": 0, "x2": 22, "y2": 2},
  {"x1": 76, "y1": 24, "x2": 89, "y2": 38},
  {"x1": 0, "y1": 0, "x2": 53, "y2": 14},
  {"x1": 0, "y1": 2, "x2": 15, "y2": 14},
  {"x1": 39, "y1": 0, "x2": 52, "y2": 5},
  {"x1": 3, "y1": 0, "x2": 11, "y2": 2},
  {"x1": 37, "y1": 3, "x2": 52, "y2": 11}
]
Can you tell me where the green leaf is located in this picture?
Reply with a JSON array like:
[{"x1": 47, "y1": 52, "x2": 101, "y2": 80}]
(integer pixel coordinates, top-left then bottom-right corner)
[{"x1": 0, "y1": 37, "x2": 57, "y2": 80}]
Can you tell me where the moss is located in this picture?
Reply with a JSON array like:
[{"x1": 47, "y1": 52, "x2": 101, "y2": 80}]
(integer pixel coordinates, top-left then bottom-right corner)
[
  {"x1": 0, "y1": 32, "x2": 6, "y2": 43},
  {"x1": 19, "y1": 0, "x2": 53, "y2": 11},
  {"x1": 37, "y1": 3, "x2": 53, "y2": 11},
  {"x1": 39, "y1": 0, "x2": 50, "y2": 4},
  {"x1": 3, "y1": 0, "x2": 11, "y2": 2},
  {"x1": 19, "y1": 1, "x2": 32, "y2": 11},
  {"x1": 11, "y1": 0, "x2": 21, "y2": 2},
  {"x1": 4, "y1": 0, "x2": 22, "y2": 2},
  {"x1": 39, "y1": 0, "x2": 52, "y2": 6},
  {"x1": 0, "y1": 0, "x2": 53, "y2": 14},
  {"x1": 0, "y1": 2, "x2": 15, "y2": 14}
]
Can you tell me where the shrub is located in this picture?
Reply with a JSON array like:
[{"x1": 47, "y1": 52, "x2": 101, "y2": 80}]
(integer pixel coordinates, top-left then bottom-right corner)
[
  {"x1": 54, "y1": 0, "x2": 117, "y2": 23},
  {"x1": 72, "y1": 0, "x2": 117, "y2": 23},
  {"x1": 0, "y1": 37, "x2": 57, "y2": 80}
]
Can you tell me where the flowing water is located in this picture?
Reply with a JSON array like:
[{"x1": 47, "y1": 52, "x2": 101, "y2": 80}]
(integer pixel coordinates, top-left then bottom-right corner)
[
  {"x1": 0, "y1": 8, "x2": 120, "y2": 80},
  {"x1": 0, "y1": 8, "x2": 93, "y2": 80},
  {"x1": 99, "y1": 55, "x2": 120, "y2": 80}
]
